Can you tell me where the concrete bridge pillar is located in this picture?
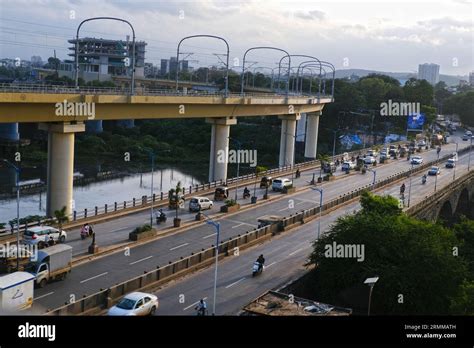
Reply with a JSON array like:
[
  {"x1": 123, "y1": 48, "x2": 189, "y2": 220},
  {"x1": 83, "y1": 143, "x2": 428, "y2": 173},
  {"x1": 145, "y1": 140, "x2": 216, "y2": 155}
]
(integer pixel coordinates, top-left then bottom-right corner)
[
  {"x1": 116, "y1": 120, "x2": 135, "y2": 128},
  {"x1": 304, "y1": 111, "x2": 321, "y2": 159},
  {"x1": 86, "y1": 120, "x2": 103, "y2": 133},
  {"x1": 39, "y1": 122, "x2": 85, "y2": 217},
  {"x1": 206, "y1": 117, "x2": 237, "y2": 182},
  {"x1": 0, "y1": 123, "x2": 19, "y2": 141},
  {"x1": 279, "y1": 114, "x2": 301, "y2": 167}
]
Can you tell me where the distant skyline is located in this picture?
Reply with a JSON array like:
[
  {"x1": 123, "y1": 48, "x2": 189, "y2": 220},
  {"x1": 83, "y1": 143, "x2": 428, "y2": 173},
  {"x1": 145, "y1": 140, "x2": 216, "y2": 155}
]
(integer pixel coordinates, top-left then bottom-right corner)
[{"x1": 0, "y1": 0, "x2": 472, "y2": 75}]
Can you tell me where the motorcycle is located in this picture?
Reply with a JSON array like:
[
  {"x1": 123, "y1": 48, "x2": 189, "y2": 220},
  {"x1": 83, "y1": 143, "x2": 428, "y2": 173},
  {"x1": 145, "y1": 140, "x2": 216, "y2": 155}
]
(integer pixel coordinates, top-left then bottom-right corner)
[
  {"x1": 243, "y1": 191, "x2": 250, "y2": 199},
  {"x1": 80, "y1": 228, "x2": 93, "y2": 240},
  {"x1": 422, "y1": 176, "x2": 427, "y2": 185},
  {"x1": 252, "y1": 261, "x2": 264, "y2": 277},
  {"x1": 156, "y1": 213, "x2": 167, "y2": 224}
]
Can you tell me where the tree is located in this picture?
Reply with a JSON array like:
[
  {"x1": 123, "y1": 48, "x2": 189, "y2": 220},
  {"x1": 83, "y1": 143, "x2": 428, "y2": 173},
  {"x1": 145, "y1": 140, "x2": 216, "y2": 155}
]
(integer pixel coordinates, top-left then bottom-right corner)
[
  {"x1": 53, "y1": 206, "x2": 69, "y2": 232},
  {"x1": 403, "y1": 78, "x2": 434, "y2": 106},
  {"x1": 306, "y1": 191, "x2": 468, "y2": 314}
]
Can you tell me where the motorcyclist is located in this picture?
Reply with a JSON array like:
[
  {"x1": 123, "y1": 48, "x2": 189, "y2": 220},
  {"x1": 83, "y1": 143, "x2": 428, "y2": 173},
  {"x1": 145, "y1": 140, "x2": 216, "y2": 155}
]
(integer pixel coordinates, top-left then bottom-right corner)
[
  {"x1": 243, "y1": 187, "x2": 250, "y2": 197},
  {"x1": 295, "y1": 168, "x2": 301, "y2": 178},
  {"x1": 256, "y1": 254, "x2": 265, "y2": 272},
  {"x1": 195, "y1": 299, "x2": 207, "y2": 316},
  {"x1": 422, "y1": 174, "x2": 427, "y2": 184},
  {"x1": 400, "y1": 183, "x2": 406, "y2": 195},
  {"x1": 80, "y1": 223, "x2": 90, "y2": 238}
]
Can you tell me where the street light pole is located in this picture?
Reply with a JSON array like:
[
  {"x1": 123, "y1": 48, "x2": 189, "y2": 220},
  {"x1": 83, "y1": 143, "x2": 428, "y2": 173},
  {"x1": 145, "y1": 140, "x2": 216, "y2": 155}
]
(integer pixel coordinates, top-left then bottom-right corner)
[
  {"x1": 453, "y1": 142, "x2": 458, "y2": 181},
  {"x1": 364, "y1": 276, "x2": 379, "y2": 316},
  {"x1": 469, "y1": 137, "x2": 472, "y2": 171},
  {"x1": 150, "y1": 153, "x2": 155, "y2": 227},
  {"x1": 407, "y1": 163, "x2": 414, "y2": 207},
  {"x1": 2, "y1": 160, "x2": 20, "y2": 269},
  {"x1": 435, "y1": 152, "x2": 440, "y2": 192},
  {"x1": 311, "y1": 187, "x2": 323, "y2": 239},
  {"x1": 204, "y1": 216, "x2": 220, "y2": 315}
]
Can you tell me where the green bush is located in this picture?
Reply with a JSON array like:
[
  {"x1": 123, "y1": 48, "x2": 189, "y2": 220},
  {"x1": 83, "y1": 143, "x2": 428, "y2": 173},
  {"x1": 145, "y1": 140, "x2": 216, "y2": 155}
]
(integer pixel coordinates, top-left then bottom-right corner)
[
  {"x1": 225, "y1": 199, "x2": 237, "y2": 207},
  {"x1": 132, "y1": 224, "x2": 152, "y2": 234}
]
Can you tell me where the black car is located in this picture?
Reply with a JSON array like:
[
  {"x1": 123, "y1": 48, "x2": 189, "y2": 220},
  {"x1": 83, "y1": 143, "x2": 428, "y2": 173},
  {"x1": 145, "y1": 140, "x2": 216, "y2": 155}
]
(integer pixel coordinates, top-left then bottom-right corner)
[{"x1": 323, "y1": 162, "x2": 337, "y2": 173}]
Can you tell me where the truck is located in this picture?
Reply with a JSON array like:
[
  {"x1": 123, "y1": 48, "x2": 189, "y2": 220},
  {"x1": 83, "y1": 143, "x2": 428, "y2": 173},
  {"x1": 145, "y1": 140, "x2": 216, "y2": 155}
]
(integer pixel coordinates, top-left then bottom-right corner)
[
  {"x1": 0, "y1": 272, "x2": 35, "y2": 312},
  {"x1": 0, "y1": 244, "x2": 34, "y2": 274},
  {"x1": 25, "y1": 244, "x2": 72, "y2": 288}
]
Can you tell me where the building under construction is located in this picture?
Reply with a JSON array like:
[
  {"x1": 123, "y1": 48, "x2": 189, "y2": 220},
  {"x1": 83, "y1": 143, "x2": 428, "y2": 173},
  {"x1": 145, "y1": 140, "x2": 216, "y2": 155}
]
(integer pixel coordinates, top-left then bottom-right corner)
[{"x1": 68, "y1": 37, "x2": 147, "y2": 82}]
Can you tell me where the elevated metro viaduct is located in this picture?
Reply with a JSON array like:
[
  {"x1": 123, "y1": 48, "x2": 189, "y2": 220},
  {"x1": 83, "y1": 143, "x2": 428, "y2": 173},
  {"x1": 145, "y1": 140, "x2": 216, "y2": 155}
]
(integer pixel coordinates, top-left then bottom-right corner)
[{"x1": 0, "y1": 90, "x2": 332, "y2": 217}]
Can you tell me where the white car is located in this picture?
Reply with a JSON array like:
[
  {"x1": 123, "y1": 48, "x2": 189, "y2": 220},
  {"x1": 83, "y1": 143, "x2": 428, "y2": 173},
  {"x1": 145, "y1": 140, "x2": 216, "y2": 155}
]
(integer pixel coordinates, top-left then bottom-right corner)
[
  {"x1": 107, "y1": 292, "x2": 159, "y2": 316},
  {"x1": 363, "y1": 156, "x2": 376, "y2": 165},
  {"x1": 272, "y1": 178, "x2": 293, "y2": 191},
  {"x1": 411, "y1": 156, "x2": 423, "y2": 165},
  {"x1": 366, "y1": 150, "x2": 378, "y2": 158},
  {"x1": 23, "y1": 226, "x2": 67, "y2": 249},
  {"x1": 341, "y1": 161, "x2": 356, "y2": 171},
  {"x1": 189, "y1": 197, "x2": 213, "y2": 212}
]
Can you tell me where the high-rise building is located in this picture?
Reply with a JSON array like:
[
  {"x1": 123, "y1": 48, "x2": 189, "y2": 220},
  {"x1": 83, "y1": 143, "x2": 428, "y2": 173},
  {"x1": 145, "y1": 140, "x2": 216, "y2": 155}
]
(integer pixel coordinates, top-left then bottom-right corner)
[
  {"x1": 469, "y1": 71, "x2": 474, "y2": 86},
  {"x1": 417, "y1": 63, "x2": 440, "y2": 85}
]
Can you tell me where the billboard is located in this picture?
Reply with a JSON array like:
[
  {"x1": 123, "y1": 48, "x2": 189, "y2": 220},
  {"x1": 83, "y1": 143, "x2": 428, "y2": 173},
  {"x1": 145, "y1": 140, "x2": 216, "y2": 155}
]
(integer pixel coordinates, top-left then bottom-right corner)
[{"x1": 407, "y1": 113, "x2": 425, "y2": 131}]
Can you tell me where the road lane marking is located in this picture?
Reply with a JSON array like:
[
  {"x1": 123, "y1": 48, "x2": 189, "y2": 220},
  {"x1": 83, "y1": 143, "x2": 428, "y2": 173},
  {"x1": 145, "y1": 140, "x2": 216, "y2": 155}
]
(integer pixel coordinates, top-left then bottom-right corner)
[
  {"x1": 80, "y1": 272, "x2": 108, "y2": 284},
  {"x1": 265, "y1": 261, "x2": 277, "y2": 268},
  {"x1": 34, "y1": 291, "x2": 54, "y2": 300},
  {"x1": 226, "y1": 219, "x2": 255, "y2": 227},
  {"x1": 183, "y1": 297, "x2": 208, "y2": 311},
  {"x1": 288, "y1": 248, "x2": 305, "y2": 256},
  {"x1": 225, "y1": 277, "x2": 246, "y2": 289},
  {"x1": 170, "y1": 243, "x2": 189, "y2": 251},
  {"x1": 129, "y1": 255, "x2": 153, "y2": 265},
  {"x1": 296, "y1": 201, "x2": 306, "y2": 205},
  {"x1": 203, "y1": 233, "x2": 217, "y2": 239},
  {"x1": 231, "y1": 223, "x2": 245, "y2": 229},
  {"x1": 278, "y1": 207, "x2": 288, "y2": 212}
]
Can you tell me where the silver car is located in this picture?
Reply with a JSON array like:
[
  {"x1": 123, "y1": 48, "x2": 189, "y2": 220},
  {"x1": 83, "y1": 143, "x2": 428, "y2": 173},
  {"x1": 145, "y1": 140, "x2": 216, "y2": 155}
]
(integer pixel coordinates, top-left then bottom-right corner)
[{"x1": 108, "y1": 292, "x2": 159, "y2": 316}]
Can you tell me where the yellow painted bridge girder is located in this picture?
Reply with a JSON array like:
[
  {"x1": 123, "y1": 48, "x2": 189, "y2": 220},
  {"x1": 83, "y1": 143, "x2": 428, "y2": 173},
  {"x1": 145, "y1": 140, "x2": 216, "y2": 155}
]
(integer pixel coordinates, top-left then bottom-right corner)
[{"x1": 0, "y1": 92, "x2": 331, "y2": 123}]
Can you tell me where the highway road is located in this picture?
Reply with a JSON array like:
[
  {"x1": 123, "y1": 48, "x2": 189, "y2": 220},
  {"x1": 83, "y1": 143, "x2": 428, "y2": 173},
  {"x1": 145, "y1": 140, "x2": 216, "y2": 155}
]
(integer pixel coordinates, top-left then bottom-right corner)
[
  {"x1": 28, "y1": 132, "x2": 470, "y2": 312},
  {"x1": 150, "y1": 137, "x2": 474, "y2": 316},
  {"x1": 41, "y1": 134, "x2": 469, "y2": 257}
]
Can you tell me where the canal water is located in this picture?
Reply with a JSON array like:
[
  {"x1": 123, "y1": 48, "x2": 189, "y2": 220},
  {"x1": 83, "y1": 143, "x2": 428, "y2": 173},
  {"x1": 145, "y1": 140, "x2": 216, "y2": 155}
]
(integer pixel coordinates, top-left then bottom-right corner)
[{"x1": 0, "y1": 168, "x2": 202, "y2": 224}]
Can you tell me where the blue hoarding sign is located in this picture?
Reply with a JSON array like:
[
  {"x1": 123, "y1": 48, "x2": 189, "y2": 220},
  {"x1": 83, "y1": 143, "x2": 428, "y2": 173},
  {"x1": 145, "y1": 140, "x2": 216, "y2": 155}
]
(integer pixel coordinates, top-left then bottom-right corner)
[{"x1": 407, "y1": 113, "x2": 425, "y2": 131}]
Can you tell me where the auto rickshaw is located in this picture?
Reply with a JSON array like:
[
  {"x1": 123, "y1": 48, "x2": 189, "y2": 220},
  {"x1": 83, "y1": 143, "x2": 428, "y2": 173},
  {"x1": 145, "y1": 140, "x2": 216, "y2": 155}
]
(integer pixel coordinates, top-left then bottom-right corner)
[
  {"x1": 259, "y1": 176, "x2": 273, "y2": 188},
  {"x1": 214, "y1": 186, "x2": 229, "y2": 201},
  {"x1": 168, "y1": 192, "x2": 185, "y2": 209}
]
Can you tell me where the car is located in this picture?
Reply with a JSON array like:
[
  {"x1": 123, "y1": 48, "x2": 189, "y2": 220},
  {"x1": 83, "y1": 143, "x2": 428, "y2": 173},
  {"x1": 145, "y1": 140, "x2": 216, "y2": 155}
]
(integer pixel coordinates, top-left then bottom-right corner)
[
  {"x1": 341, "y1": 161, "x2": 356, "y2": 171},
  {"x1": 107, "y1": 292, "x2": 158, "y2": 316},
  {"x1": 428, "y1": 166, "x2": 441, "y2": 176},
  {"x1": 23, "y1": 226, "x2": 67, "y2": 248},
  {"x1": 363, "y1": 156, "x2": 376, "y2": 165},
  {"x1": 272, "y1": 178, "x2": 293, "y2": 191},
  {"x1": 445, "y1": 159, "x2": 456, "y2": 168},
  {"x1": 466, "y1": 130, "x2": 472, "y2": 136},
  {"x1": 189, "y1": 196, "x2": 213, "y2": 212},
  {"x1": 366, "y1": 149, "x2": 378, "y2": 158},
  {"x1": 388, "y1": 145, "x2": 398, "y2": 156},
  {"x1": 322, "y1": 161, "x2": 337, "y2": 173},
  {"x1": 411, "y1": 156, "x2": 423, "y2": 165},
  {"x1": 462, "y1": 134, "x2": 470, "y2": 141},
  {"x1": 259, "y1": 176, "x2": 273, "y2": 188}
]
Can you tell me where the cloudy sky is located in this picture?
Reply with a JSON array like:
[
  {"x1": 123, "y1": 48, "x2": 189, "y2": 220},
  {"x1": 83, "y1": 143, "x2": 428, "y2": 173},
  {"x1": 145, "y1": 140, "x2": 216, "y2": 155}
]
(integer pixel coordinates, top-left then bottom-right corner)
[{"x1": 0, "y1": 0, "x2": 472, "y2": 75}]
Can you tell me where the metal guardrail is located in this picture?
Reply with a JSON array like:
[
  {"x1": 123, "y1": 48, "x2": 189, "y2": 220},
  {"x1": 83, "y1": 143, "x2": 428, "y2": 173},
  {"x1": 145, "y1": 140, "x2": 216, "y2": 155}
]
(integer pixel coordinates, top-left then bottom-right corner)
[{"x1": 0, "y1": 83, "x2": 334, "y2": 99}]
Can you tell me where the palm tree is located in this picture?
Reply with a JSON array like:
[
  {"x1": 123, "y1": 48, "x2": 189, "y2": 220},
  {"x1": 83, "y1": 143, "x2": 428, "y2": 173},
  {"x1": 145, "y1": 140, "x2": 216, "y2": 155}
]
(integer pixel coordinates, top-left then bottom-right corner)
[
  {"x1": 54, "y1": 206, "x2": 69, "y2": 242},
  {"x1": 172, "y1": 181, "x2": 183, "y2": 226},
  {"x1": 317, "y1": 153, "x2": 331, "y2": 179}
]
